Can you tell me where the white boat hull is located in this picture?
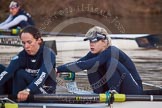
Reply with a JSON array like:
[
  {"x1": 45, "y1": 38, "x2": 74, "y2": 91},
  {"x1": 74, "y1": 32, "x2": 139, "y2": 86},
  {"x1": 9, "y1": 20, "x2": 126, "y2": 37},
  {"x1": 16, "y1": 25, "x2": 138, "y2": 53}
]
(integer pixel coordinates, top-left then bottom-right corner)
[
  {"x1": 18, "y1": 101, "x2": 162, "y2": 108},
  {"x1": 0, "y1": 34, "x2": 144, "y2": 53},
  {"x1": 113, "y1": 101, "x2": 162, "y2": 108}
]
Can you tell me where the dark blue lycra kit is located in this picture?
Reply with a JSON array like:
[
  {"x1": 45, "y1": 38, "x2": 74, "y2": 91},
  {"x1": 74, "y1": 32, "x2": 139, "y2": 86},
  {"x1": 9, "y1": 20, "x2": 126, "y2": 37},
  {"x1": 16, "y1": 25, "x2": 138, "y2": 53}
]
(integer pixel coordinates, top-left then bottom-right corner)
[
  {"x1": 10, "y1": 9, "x2": 35, "y2": 29},
  {"x1": 0, "y1": 44, "x2": 56, "y2": 95},
  {"x1": 57, "y1": 46, "x2": 143, "y2": 94}
]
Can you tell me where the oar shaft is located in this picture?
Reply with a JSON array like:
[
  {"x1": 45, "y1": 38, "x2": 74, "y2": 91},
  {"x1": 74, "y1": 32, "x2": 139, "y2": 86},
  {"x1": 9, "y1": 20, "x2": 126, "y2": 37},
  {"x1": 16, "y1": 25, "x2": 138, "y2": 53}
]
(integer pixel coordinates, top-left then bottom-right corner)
[
  {"x1": 0, "y1": 29, "x2": 84, "y2": 36},
  {"x1": 1, "y1": 94, "x2": 162, "y2": 103},
  {"x1": 0, "y1": 29, "x2": 146, "y2": 39},
  {"x1": 126, "y1": 95, "x2": 162, "y2": 101},
  {"x1": 33, "y1": 94, "x2": 100, "y2": 103},
  {"x1": 1, "y1": 29, "x2": 161, "y2": 48},
  {"x1": 0, "y1": 94, "x2": 103, "y2": 103},
  {"x1": 0, "y1": 29, "x2": 20, "y2": 35}
]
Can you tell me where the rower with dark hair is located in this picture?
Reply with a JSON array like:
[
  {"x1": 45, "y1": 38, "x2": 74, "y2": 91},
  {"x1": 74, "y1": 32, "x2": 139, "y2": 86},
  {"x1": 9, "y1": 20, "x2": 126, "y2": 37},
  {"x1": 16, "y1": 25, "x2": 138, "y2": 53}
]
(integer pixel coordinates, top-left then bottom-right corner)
[
  {"x1": 0, "y1": 26, "x2": 56, "y2": 102},
  {"x1": 0, "y1": 1, "x2": 34, "y2": 29}
]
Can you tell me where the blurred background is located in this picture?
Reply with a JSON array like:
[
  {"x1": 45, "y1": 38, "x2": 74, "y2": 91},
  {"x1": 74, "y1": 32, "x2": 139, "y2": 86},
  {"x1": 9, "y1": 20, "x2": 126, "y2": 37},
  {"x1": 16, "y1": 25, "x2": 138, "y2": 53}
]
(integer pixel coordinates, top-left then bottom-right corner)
[{"x1": 0, "y1": 0, "x2": 162, "y2": 33}]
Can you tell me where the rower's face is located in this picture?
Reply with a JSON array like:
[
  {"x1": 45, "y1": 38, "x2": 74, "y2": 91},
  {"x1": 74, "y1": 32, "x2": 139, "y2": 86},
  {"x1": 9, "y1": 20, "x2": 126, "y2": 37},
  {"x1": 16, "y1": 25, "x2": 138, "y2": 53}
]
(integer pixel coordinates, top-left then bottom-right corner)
[
  {"x1": 9, "y1": 7, "x2": 19, "y2": 16},
  {"x1": 20, "y1": 33, "x2": 41, "y2": 55},
  {"x1": 89, "y1": 40, "x2": 107, "y2": 54}
]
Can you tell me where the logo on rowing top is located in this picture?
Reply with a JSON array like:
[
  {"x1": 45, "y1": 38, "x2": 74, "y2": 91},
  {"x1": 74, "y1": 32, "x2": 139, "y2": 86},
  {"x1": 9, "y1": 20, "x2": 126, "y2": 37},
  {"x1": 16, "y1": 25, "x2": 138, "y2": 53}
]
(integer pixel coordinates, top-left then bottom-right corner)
[{"x1": 31, "y1": 59, "x2": 36, "y2": 62}]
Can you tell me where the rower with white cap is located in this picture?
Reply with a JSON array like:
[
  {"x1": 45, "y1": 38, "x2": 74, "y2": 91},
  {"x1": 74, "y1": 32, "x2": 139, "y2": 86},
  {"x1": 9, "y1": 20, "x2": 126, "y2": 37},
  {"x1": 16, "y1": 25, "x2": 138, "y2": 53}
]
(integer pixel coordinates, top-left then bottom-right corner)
[{"x1": 56, "y1": 26, "x2": 143, "y2": 95}]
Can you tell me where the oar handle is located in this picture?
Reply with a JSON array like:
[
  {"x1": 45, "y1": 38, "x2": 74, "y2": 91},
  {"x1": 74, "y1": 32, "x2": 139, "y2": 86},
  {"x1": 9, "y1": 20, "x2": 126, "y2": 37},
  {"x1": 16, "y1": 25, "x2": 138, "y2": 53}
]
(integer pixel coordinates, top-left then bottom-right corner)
[
  {"x1": 60, "y1": 72, "x2": 75, "y2": 81},
  {"x1": 31, "y1": 94, "x2": 101, "y2": 103},
  {"x1": 0, "y1": 29, "x2": 20, "y2": 35}
]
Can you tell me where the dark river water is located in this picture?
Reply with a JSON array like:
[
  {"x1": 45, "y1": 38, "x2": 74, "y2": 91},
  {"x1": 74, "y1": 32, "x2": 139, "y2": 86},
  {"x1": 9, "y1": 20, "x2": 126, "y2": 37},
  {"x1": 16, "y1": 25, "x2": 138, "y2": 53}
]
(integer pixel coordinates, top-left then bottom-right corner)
[
  {"x1": 0, "y1": 47, "x2": 162, "y2": 91},
  {"x1": 47, "y1": 14, "x2": 162, "y2": 34},
  {"x1": 119, "y1": 15, "x2": 162, "y2": 34}
]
